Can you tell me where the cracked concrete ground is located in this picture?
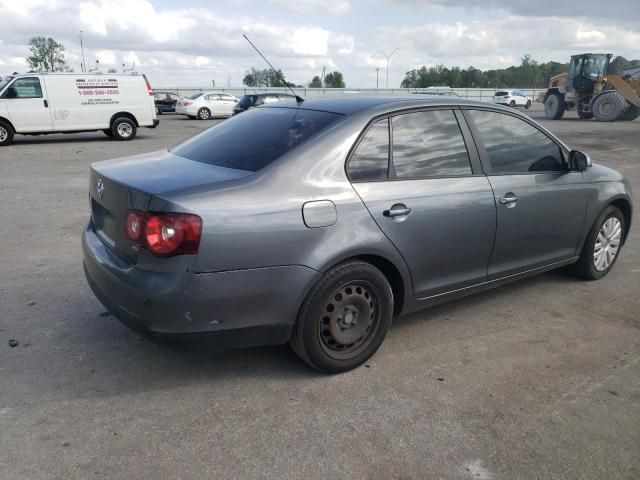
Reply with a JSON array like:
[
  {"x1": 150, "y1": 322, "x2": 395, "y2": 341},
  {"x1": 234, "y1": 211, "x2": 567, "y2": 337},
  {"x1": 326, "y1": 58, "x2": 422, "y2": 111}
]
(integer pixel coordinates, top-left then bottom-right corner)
[{"x1": 0, "y1": 107, "x2": 638, "y2": 479}]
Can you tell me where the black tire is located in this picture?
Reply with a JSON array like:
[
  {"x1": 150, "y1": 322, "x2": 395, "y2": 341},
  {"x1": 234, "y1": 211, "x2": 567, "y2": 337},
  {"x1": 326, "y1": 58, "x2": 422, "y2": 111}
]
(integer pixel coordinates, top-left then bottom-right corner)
[
  {"x1": 509, "y1": 100, "x2": 516, "y2": 108},
  {"x1": 525, "y1": 100, "x2": 532, "y2": 110},
  {"x1": 197, "y1": 108, "x2": 211, "y2": 120},
  {"x1": 0, "y1": 120, "x2": 14, "y2": 146},
  {"x1": 619, "y1": 105, "x2": 640, "y2": 121},
  {"x1": 102, "y1": 129, "x2": 114, "y2": 137},
  {"x1": 544, "y1": 92, "x2": 566, "y2": 119},
  {"x1": 290, "y1": 261, "x2": 394, "y2": 373},
  {"x1": 111, "y1": 117, "x2": 137, "y2": 141},
  {"x1": 577, "y1": 110, "x2": 594, "y2": 119},
  {"x1": 570, "y1": 206, "x2": 625, "y2": 280},
  {"x1": 592, "y1": 92, "x2": 626, "y2": 122}
]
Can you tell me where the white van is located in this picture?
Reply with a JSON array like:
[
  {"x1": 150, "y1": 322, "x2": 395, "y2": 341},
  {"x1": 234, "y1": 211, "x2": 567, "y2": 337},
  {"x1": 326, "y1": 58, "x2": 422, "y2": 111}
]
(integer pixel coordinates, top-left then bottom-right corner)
[{"x1": 0, "y1": 73, "x2": 158, "y2": 146}]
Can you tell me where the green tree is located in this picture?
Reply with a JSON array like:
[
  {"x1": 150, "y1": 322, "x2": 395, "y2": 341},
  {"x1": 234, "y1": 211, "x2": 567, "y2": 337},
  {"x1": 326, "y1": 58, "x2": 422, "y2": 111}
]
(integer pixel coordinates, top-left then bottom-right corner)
[
  {"x1": 26, "y1": 36, "x2": 71, "y2": 72},
  {"x1": 324, "y1": 71, "x2": 345, "y2": 88},
  {"x1": 243, "y1": 67, "x2": 290, "y2": 87},
  {"x1": 309, "y1": 75, "x2": 322, "y2": 88}
]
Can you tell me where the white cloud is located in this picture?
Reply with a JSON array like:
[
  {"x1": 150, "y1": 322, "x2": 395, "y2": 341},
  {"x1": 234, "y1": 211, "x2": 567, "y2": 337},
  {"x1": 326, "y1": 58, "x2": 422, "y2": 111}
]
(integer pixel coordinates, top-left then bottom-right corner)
[{"x1": 269, "y1": 0, "x2": 351, "y2": 15}]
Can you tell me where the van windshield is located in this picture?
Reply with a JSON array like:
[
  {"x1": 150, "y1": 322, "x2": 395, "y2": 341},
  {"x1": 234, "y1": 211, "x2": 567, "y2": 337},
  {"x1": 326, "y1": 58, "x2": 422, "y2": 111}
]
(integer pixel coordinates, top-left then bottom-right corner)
[
  {"x1": 170, "y1": 107, "x2": 343, "y2": 172},
  {"x1": 0, "y1": 76, "x2": 14, "y2": 92}
]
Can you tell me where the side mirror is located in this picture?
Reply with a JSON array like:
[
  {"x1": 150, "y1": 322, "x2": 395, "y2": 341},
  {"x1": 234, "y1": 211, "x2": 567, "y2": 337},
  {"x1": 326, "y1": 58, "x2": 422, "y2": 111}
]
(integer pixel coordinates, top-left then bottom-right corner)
[{"x1": 569, "y1": 150, "x2": 591, "y2": 172}]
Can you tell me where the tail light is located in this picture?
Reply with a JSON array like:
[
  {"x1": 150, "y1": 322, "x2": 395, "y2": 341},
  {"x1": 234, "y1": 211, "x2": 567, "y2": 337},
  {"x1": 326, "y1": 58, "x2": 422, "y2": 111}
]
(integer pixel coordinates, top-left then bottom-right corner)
[
  {"x1": 183, "y1": 101, "x2": 193, "y2": 106},
  {"x1": 126, "y1": 210, "x2": 202, "y2": 256},
  {"x1": 142, "y1": 74, "x2": 154, "y2": 96}
]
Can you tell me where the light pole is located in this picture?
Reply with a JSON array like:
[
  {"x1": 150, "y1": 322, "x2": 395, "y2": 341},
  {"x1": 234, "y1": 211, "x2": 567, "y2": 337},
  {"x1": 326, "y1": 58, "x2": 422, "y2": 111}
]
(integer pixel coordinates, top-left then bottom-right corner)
[{"x1": 378, "y1": 48, "x2": 399, "y2": 89}]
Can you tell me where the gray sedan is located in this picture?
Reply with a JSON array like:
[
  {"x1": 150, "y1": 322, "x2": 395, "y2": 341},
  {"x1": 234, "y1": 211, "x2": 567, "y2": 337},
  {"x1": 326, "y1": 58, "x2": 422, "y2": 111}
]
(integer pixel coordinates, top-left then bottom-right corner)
[{"x1": 82, "y1": 96, "x2": 632, "y2": 373}]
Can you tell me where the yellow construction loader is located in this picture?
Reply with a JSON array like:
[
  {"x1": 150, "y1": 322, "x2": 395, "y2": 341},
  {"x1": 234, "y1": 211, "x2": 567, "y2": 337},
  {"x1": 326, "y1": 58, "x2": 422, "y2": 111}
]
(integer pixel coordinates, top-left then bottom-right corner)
[{"x1": 540, "y1": 53, "x2": 640, "y2": 121}]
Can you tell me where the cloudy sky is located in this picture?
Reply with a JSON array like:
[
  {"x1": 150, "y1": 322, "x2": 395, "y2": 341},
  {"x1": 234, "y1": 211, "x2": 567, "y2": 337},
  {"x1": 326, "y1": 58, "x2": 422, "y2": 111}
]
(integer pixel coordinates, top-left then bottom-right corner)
[{"x1": 0, "y1": 0, "x2": 638, "y2": 88}]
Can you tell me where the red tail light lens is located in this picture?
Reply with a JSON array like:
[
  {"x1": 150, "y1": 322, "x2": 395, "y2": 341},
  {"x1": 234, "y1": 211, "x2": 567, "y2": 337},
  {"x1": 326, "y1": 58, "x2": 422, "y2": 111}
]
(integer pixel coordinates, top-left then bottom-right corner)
[
  {"x1": 125, "y1": 210, "x2": 202, "y2": 256},
  {"x1": 183, "y1": 101, "x2": 193, "y2": 106}
]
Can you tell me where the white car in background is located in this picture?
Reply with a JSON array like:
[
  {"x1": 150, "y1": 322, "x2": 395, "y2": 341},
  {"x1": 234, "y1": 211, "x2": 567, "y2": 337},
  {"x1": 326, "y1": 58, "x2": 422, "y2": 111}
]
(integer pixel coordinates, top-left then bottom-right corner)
[
  {"x1": 175, "y1": 92, "x2": 238, "y2": 120},
  {"x1": 493, "y1": 89, "x2": 532, "y2": 109}
]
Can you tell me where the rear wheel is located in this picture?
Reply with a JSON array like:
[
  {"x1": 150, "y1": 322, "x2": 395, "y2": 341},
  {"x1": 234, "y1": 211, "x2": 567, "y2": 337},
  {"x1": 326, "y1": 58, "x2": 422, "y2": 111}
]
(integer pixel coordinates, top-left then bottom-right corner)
[
  {"x1": 0, "y1": 120, "x2": 14, "y2": 146},
  {"x1": 570, "y1": 206, "x2": 625, "y2": 280},
  {"x1": 619, "y1": 105, "x2": 640, "y2": 121},
  {"x1": 509, "y1": 100, "x2": 516, "y2": 108},
  {"x1": 544, "y1": 92, "x2": 566, "y2": 119},
  {"x1": 290, "y1": 261, "x2": 394, "y2": 373},
  {"x1": 197, "y1": 107, "x2": 211, "y2": 120},
  {"x1": 592, "y1": 91, "x2": 626, "y2": 122},
  {"x1": 111, "y1": 117, "x2": 137, "y2": 141},
  {"x1": 525, "y1": 100, "x2": 532, "y2": 109}
]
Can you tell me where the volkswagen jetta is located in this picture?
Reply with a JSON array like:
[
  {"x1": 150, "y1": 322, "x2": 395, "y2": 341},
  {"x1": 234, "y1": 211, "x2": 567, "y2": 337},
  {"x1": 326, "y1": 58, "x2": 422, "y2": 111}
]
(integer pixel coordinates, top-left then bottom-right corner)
[{"x1": 83, "y1": 96, "x2": 632, "y2": 373}]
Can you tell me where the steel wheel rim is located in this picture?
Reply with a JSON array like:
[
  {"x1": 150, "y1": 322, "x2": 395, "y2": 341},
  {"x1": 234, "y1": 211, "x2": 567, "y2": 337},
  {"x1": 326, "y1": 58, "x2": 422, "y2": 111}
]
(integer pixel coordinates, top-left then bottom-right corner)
[
  {"x1": 593, "y1": 217, "x2": 621, "y2": 271},
  {"x1": 0, "y1": 126, "x2": 7, "y2": 142},
  {"x1": 599, "y1": 100, "x2": 614, "y2": 116},
  {"x1": 318, "y1": 282, "x2": 380, "y2": 360},
  {"x1": 117, "y1": 123, "x2": 132, "y2": 137}
]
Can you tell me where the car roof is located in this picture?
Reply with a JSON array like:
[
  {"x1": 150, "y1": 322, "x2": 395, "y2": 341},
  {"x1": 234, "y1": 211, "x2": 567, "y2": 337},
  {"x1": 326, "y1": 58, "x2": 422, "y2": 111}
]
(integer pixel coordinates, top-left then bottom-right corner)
[{"x1": 266, "y1": 95, "x2": 498, "y2": 115}]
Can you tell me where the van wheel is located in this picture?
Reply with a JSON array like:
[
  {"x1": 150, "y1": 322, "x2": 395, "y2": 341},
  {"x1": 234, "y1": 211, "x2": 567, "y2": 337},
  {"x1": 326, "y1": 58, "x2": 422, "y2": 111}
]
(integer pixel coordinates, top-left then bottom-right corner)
[
  {"x1": 197, "y1": 108, "x2": 211, "y2": 120},
  {"x1": 0, "y1": 120, "x2": 14, "y2": 146},
  {"x1": 111, "y1": 117, "x2": 137, "y2": 141},
  {"x1": 290, "y1": 261, "x2": 394, "y2": 373},
  {"x1": 102, "y1": 129, "x2": 114, "y2": 137}
]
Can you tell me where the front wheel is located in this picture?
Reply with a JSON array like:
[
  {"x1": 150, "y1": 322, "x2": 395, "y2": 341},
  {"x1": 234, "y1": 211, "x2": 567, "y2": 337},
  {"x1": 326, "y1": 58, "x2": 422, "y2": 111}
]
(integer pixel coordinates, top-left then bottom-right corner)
[
  {"x1": 592, "y1": 92, "x2": 626, "y2": 122},
  {"x1": 290, "y1": 261, "x2": 394, "y2": 373},
  {"x1": 570, "y1": 206, "x2": 625, "y2": 280},
  {"x1": 0, "y1": 120, "x2": 14, "y2": 146}
]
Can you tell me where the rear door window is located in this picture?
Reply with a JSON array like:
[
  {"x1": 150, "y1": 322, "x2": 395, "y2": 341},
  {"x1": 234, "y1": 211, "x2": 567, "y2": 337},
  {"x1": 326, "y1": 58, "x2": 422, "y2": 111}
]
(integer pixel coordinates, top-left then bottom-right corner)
[
  {"x1": 347, "y1": 119, "x2": 389, "y2": 181},
  {"x1": 171, "y1": 108, "x2": 342, "y2": 172},
  {"x1": 468, "y1": 110, "x2": 566, "y2": 173},
  {"x1": 391, "y1": 110, "x2": 472, "y2": 178}
]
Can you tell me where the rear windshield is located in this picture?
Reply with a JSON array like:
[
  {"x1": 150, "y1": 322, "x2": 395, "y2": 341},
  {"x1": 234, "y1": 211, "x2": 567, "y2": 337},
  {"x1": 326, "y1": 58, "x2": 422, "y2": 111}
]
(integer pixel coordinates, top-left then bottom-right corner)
[
  {"x1": 495, "y1": 91, "x2": 509, "y2": 96},
  {"x1": 237, "y1": 95, "x2": 256, "y2": 108},
  {"x1": 170, "y1": 107, "x2": 343, "y2": 172},
  {"x1": 188, "y1": 93, "x2": 203, "y2": 100}
]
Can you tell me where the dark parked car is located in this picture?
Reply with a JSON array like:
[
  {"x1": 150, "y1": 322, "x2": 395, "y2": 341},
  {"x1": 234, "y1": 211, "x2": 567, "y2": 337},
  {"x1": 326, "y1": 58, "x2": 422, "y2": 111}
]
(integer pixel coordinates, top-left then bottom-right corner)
[
  {"x1": 233, "y1": 93, "x2": 297, "y2": 114},
  {"x1": 154, "y1": 91, "x2": 181, "y2": 114},
  {"x1": 83, "y1": 96, "x2": 632, "y2": 373}
]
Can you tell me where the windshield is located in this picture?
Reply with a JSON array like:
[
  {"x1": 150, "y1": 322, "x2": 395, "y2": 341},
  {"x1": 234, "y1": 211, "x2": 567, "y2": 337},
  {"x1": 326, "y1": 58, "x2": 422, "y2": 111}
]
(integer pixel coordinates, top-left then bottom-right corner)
[
  {"x1": 583, "y1": 55, "x2": 609, "y2": 79},
  {"x1": 0, "y1": 76, "x2": 14, "y2": 92},
  {"x1": 188, "y1": 93, "x2": 204, "y2": 100},
  {"x1": 171, "y1": 107, "x2": 343, "y2": 172}
]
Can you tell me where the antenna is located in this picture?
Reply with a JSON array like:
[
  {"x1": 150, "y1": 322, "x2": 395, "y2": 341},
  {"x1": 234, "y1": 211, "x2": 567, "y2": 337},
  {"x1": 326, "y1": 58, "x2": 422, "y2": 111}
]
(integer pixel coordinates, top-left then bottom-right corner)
[{"x1": 242, "y1": 34, "x2": 303, "y2": 103}]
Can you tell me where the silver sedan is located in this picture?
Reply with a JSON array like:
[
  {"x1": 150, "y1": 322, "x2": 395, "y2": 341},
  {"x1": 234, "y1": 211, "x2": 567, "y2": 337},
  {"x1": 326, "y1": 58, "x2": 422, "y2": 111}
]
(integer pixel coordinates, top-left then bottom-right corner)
[{"x1": 83, "y1": 96, "x2": 632, "y2": 373}]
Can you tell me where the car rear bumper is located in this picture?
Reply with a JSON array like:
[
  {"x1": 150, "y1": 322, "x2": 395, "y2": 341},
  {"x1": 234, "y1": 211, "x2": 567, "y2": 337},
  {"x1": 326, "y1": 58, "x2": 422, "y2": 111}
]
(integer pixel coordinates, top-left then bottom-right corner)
[{"x1": 82, "y1": 222, "x2": 320, "y2": 344}]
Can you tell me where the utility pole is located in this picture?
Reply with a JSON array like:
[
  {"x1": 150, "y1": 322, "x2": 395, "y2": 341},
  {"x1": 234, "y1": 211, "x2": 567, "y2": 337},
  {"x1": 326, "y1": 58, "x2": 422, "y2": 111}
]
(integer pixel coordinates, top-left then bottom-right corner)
[
  {"x1": 79, "y1": 30, "x2": 86, "y2": 73},
  {"x1": 378, "y1": 48, "x2": 399, "y2": 89},
  {"x1": 376, "y1": 68, "x2": 379, "y2": 89}
]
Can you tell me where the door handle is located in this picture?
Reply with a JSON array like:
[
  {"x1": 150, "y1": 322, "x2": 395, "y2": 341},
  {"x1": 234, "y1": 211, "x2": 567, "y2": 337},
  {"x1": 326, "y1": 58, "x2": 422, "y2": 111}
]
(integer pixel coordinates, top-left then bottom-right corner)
[
  {"x1": 43, "y1": 99, "x2": 48, "y2": 108},
  {"x1": 499, "y1": 193, "x2": 519, "y2": 205},
  {"x1": 383, "y1": 205, "x2": 412, "y2": 218}
]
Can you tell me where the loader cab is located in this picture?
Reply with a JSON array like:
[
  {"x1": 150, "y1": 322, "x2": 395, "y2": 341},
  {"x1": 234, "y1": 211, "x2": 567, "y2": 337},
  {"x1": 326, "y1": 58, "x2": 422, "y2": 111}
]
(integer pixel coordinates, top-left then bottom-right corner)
[{"x1": 567, "y1": 54, "x2": 612, "y2": 94}]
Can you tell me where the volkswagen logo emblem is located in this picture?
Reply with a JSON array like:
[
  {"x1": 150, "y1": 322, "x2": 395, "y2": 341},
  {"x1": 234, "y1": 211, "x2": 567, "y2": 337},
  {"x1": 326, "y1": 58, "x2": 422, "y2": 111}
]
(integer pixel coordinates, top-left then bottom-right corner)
[{"x1": 96, "y1": 178, "x2": 104, "y2": 199}]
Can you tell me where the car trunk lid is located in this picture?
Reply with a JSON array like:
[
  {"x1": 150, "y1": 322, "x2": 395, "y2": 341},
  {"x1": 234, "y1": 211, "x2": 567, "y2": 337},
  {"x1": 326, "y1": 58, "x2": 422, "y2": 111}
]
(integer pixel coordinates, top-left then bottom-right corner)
[{"x1": 89, "y1": 150, "x2": 251, "y2": 262}]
